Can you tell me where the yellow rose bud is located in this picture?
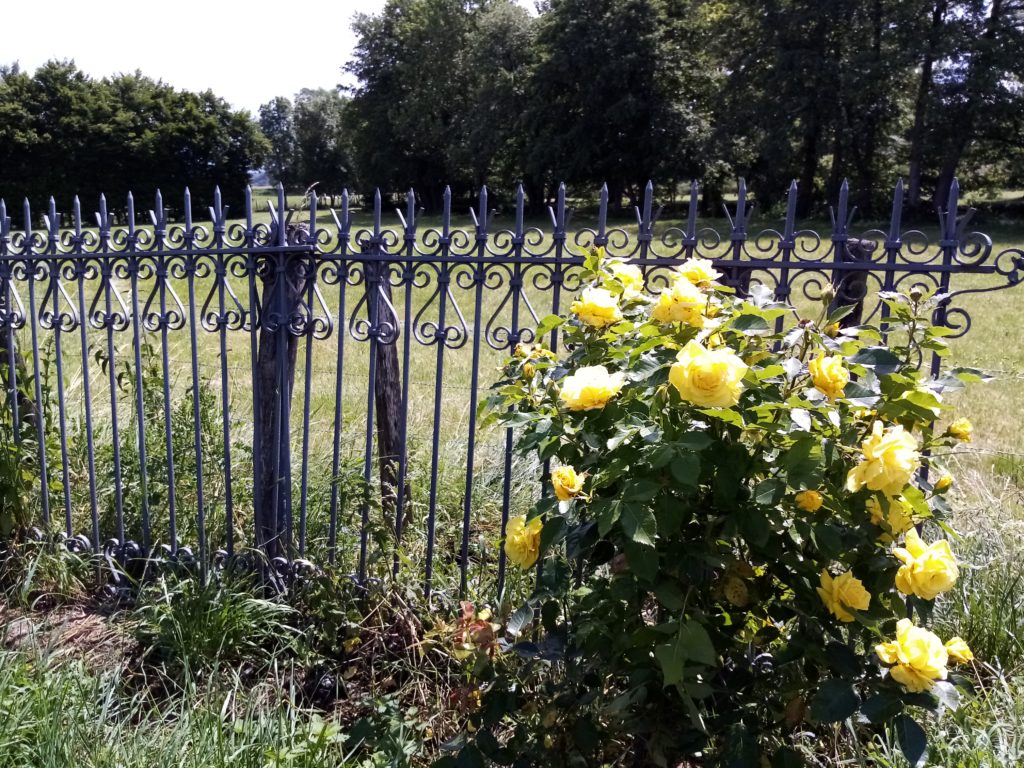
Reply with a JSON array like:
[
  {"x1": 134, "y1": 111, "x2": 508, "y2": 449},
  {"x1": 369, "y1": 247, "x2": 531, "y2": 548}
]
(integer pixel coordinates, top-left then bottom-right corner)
[
  {"x1": 817, "y1": 569, "x2": 871, "y2": 623},
  {"x1": 606, "y1": 259, "x2": 644, "y2": 297},
  {"x1": 893, "y1": 528, "x2": 959, "y2": 601},
  {"x1": 504, "y1": 515, "x2": 543, "y2": 570},
  {"x1": 551, "y1": 466, "x2": 584, "y2": 501},
  {"x1": 651, "y1": 275, "x2": 714, "y2": 327},
  {"x1": 846, "y1": 421, "x2": 920, "y2": 497},
  {"x1": 824, "y1": 322, "x2": 841, "y2": 337},
  {"x1": 875, "y1": 619, "x2": 949, "y2": 692},
  {"x1": 795, "y1": 490, "x2": 824, "y2": 513},
  {"x1": 934, "y1": 474, "x2": 953, "y2": 493},
  {"x1": 947, "y1": 417, "x2": 973, "y2": 443},
  {"x1": 571, "y1": 286, "x2": 622, "y2": 329},
  {"x1": 945, "y1": 637, "x2": 974, "y2": 665},
  {"x1": 669, "y1": 340, "x2": 748, "y2": 408},
  {"x1": 558, "y1": 365, "x2": 625, "y2": 411},
  {"x1": 808, "y1": 353, "x2": 849, "y2": 400},
  {"x1": 523, "y1": 362, "x2": 536, "y2": 378},
  {"x1": 676, "y1": 257, "x2": 722, "y2": 287}
]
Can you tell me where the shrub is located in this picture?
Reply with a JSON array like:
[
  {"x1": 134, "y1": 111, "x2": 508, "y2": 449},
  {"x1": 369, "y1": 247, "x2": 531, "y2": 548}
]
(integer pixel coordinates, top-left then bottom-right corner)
[{"x1": 456, "y1": 249, "x2": 986, "y2": 766}]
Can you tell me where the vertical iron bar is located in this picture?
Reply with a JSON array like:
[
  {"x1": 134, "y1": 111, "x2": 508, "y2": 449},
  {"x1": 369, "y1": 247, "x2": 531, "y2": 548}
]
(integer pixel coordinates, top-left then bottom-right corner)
[
  {"x1": 212, "y1": 188, "x2": 235, "y2": 557},
  {"x1": 244, "y1": 188, "x2": 264, "y2": 555},
  {"x1": 72, "y1": 197, "x2": 100, "y2": 551},
  {"x1": 327, "y1": 191, "x2": 351, "y2": 566},
  {"x1": 126, "y1": 193, "x2": 151, "y2": 554},
  {"x1": 98, "y1": 196, "x2": 126, "y2": 548},
  {"x1": 154, "y1": 191, "x2": 179, "y2": 554},
  {"x1": 773, "y1": 180, "x2": 798, "y2": 336},
  {"x1": 47, "y1": 200, "x2": 74, "y2": 538},
  {"x1": 28, "y1": 203, "x2": 51, "y2": 526},
  {"x1": 393, "y1": 189, "x2": 416, "y2": 576},
  {"x1": 932, "y1": 178, "x2": 960, "y2": 378},
  {"x1": 497, "y1": 184, "x2": 522, "y2": 602},
  {"x1": 183, "y1": 189, "x2": 208, "y2": 580},
  {"x1": 880, "y1": 179, "x2": 904, "y2": 344},
  {"x1": 297, "y1": 192, "x2": 317, "y2": 557},
  {"x1": 457, "y1": 188, "x2": 488, "y2": 599},
  {"x1": 424, "y1": 187, "x2": 451, "y2": 595},
  {"x1": 358, "y1": 189, "x2": 385, "y2": 583}
]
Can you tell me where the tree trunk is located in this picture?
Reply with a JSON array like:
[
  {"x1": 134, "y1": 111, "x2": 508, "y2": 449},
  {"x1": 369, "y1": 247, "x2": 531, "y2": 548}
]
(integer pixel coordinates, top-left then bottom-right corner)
[
  {"x1": 933, "y1": 0, "x2": 1003, "y2": 211},
  {"x1": 255, "y1": 231, "x2": 309, "y2": 560},
  {"x1": 366, "y1": 262, "x2": 409, "y2": 535},
  {"x1": 907, "y1": 0, "x2": 946, "y2": 209}
]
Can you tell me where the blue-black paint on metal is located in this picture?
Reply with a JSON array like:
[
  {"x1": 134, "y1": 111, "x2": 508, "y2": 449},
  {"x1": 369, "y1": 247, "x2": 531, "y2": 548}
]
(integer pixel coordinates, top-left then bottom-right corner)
[{"x1": 0, "y1": 177, "x2": 1019, "y2": 596}]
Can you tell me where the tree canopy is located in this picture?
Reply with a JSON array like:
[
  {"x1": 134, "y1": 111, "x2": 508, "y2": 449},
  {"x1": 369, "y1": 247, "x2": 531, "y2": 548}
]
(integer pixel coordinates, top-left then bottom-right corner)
[{"x1": 0, "y1": 61, "x2": 268, "y2": 215}]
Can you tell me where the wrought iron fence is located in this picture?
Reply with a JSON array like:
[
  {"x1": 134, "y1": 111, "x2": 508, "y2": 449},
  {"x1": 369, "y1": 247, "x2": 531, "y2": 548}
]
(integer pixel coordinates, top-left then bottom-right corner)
[{"x1": 0, "y1": 177, "x2": 1021, "y2": 600}]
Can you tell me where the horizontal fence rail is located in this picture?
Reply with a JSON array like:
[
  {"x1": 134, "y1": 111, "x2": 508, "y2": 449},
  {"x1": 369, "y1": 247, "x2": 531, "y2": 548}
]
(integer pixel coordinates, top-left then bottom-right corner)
[{"x1": 0, "y1": 178, "x2": 1021, "y2": 601}]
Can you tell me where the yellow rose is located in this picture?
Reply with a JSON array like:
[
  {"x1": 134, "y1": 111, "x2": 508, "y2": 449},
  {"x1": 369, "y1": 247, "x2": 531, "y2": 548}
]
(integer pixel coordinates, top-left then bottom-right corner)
[
  {"x1": 559, "y1": 365, "x2": 626, "y2": 411},
  {"x1": 947, "y1": 417, "x2": 973, "y2": 443},
  {"x1": 795, "y1": 490, "x2": 824, "y2": 513},
  {"x1": 523, "y1": 362, "x2": 536, "y2": 378},
  {"x1": 551, "y1": 466, "x2": 584, "y2": 501},
  {"x1": 893, "y1": 528, "x2": 959, "y2": 601},
  {"x1": 866, "y1": 495, "x2": 915, "y2": 537},
  {"x1": 945, "y1": 637, "x2": 974, "y2": 665},
  {"x1": 808, "y1": 353, "x2": 849, "y2": 400},
  {"x1": 669, "y1": 340, "x2": 748, "y2": 408},
  {"x1": 875, "y1": 619, "x2": 948, "y2": 692},
  {"x1": 676, "y1": 257, "x2": 722, "y2": 287},
  {"x1": 934, "y1": 474, "x2": 953, "y2": 493},
  {"x1": 824, "y1": 322, "x2": 841, "y2": 338},
  {"x1": 571, "y1": 286, "x2": 622, "y2": 329},
  {"x1": 651, "y1": 275, "x2": 712, "y2": 327},
  {"x1": 504, "y1": 516, "x2": 543, "y2": 569},
  {"x1": 846, "y1": 421, "x2": 920, "y2": 497},
  {"x1": 606, "y1": 260, "x2": 644, "y2": 297},
  {"x1": 817, "y1": 569, "x2": 871, "y2": 622}
]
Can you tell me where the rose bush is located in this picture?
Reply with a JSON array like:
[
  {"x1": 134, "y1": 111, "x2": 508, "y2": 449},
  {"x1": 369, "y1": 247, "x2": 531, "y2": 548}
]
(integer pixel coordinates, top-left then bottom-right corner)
[{"x1": 442, "y1": 248, "x2": 987, "y2": 768}]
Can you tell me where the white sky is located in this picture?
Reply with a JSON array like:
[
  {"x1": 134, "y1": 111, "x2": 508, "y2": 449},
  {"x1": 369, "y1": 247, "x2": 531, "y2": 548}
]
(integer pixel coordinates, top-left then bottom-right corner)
[{"x1": 2, "y1": 0, "x2": 391, "y2": 114}]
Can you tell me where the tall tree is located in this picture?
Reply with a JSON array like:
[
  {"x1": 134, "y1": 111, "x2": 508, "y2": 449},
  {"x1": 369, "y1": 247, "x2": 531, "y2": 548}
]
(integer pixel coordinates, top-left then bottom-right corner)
[
  {"x1": 523, "y1": 0, "x2": 715, "y2": 207},
  {"x1": 291, "y1": 88, "x2": 354, "y2": 193},
  {"x1": 0, "y1": 61, "x2": 268, "y2": 215},
  {"x1": 258, "y1": 96, "x2": 297, "y2": 188}
]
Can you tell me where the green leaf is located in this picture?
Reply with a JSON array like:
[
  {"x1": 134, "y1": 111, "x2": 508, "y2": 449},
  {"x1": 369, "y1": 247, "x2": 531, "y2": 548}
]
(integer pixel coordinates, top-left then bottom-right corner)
[
  {"x1": 735, "y1": 505, "x2": 770, "y2": 547},
  {"x1": 455, "y1": 744, "x2": 486, "y2": 768},
  {"x1": 677, "y1": 432, "x2": 713, "y2": 451},
  {"x1": 753, "y1": 478, "x2": 786, "y2": 506},
  {"x1": 653, "y1": 580, "x2": 685, "y2": 612},
  {"x1": 679, "y1": 620, "x2": 718, "y2": 666},
  {"x1": 506, "y1": 603, "x2": 533, "y2": 637},
  {"x1": 783, "y1": 437, "x2": 823, "y2": 489},
  {"x1": 732, "y1": 313, "x2": 771, "y2": 335},
  {"x1": 670, "y1": 453, "x2": 700, "y2": 487},
  {"x1": 623, "y1": 479, "x2": 661, "y2": 501},
  {"x1": 893, "y1": 714, "x2": 927, "y2": 768},
  {"x1": 850, "y1": 346, "x2": 902, "y2": 374},
  {"x1": 655, "y1": 641, "x2": 686, "y2": 686},
  {"x1": 621, "y1": 502, "x2": 658, "y2": 545},
  {"x1": 595, "y1": 499, "x2": 620, "y2": 537},
  {"x1": 624, "y1": 540, "x2": 658, "y2": 583},
  {"x1": 824, "y1": 642, "x2": 861, "y2": 677},
  {"x1": 931, "y1": 681, "x2": 962, "y2": 712},
  {"x1": 535, "y1": 314, "x2": 565, "y2": 338},
  {"x1": 860, "y1": 691, "x2": 903, "y2": 723},
  {"x1": 810, "y1": 679, "x2": 859, "y2": 723},
  {"x1": 539, "y1": 515, "x2": 567, "y2": 554}
]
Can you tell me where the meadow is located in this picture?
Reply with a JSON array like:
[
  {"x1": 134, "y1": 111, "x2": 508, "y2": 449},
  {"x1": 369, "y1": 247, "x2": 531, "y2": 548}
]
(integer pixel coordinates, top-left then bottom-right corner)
[{"x1": 1, "y1": 187, "x2": 1023, "y2": 766}]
